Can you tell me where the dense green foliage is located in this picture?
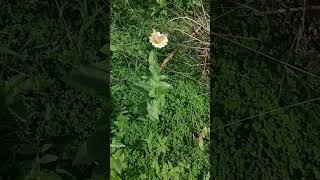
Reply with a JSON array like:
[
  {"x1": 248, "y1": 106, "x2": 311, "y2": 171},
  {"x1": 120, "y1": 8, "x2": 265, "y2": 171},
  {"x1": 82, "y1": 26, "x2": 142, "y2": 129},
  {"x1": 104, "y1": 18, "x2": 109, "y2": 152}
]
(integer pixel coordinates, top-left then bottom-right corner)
[
  {"x1": 212, "y1": 1, "x2": 320, "y2": 179},
  {"x1": 111, "y1": 0, "x2": 210, "y2": 179}
]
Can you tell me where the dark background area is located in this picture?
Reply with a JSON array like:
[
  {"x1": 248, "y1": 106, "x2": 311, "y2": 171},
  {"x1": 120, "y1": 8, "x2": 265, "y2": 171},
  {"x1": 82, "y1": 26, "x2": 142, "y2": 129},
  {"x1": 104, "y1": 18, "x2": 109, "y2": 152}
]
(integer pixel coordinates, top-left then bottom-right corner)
[
  {"x1": 0, "y1": 0, "x2": 109, "y2": 179},
  {"x1": 211, "y1": 0, "x2": 320, "y2": 179}
]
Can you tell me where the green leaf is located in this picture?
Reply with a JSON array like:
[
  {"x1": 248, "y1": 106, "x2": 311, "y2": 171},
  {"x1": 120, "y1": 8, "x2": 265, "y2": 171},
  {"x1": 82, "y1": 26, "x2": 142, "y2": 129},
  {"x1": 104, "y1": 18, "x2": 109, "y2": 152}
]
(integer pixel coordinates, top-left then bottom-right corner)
[
  {"x1": 147, "y1": 100, "x2": 160, "y2": 120},
  {"x1": 110, "y1": 156, "x2": 122, "y2": 175},
  {"x1": 159, "y1": 81, "x2": 172, "y2": 88},
  {"x1": 161, "y1": 163, "x2": 169, "y2": 175},
  {"x1": 204, "y1": 172, "x2": 210, "y2": 180},
  {"x1": 168, "y1": 167, "x2": 180, "y2": 176},
  {"x1": 41, "y1": 144, "x2": 53, "y2": 153},
  {"x1": 149, "y1": 89, "x2": 156, "y2": 98},
  {"x1": 159, "y1": 75, "x2": 167, "y2": 80},
  {"x1": 151, "y1": 157, "x2": 160, "y2": 174},
  {"x1": 39, "y1": 154, "x2": 58, "y2": 164},
  {"x1": 141, "y1": 75, "x2": 148, "y2": 80},
  {"x1": 144, "y1": 133, "x2": 154, "y2": 152},
  {"x1": 109, "y1": 45, "x2": 116, "y2": 52},
  {"x1": 133, "y1": 82, "x2": 151, "y2": 92}
]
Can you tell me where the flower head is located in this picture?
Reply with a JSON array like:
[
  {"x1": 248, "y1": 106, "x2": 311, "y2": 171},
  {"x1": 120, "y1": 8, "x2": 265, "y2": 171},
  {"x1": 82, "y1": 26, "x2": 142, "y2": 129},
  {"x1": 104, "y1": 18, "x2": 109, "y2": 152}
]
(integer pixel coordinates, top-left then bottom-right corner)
[{"x1": 149, "y1": 29, "x2": 168, "y2": 49}]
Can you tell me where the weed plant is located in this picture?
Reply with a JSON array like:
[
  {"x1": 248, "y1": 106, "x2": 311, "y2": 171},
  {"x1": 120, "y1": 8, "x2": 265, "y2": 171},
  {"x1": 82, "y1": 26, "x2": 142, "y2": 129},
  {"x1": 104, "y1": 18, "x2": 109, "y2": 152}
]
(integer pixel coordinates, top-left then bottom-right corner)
[{"x1": 111, "y1": 0, "x2": 210, "y2": 179}]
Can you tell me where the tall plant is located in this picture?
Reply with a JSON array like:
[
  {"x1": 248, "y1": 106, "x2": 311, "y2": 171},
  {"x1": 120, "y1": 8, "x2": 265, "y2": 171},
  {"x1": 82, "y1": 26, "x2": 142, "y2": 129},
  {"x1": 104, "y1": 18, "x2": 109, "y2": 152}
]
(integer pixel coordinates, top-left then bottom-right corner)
[
  {"x1": 135, "y1": 29, "x2": 172, "y2": 120},
  {"x1": 134, "y1": 50, "x2": 172, "y2": 120}
]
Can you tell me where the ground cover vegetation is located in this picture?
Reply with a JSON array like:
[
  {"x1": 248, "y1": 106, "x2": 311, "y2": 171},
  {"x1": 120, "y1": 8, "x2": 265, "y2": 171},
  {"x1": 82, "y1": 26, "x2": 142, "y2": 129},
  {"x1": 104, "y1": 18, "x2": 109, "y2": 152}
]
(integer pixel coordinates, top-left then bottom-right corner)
[
  {"x1": 212, "y1": 0, "x2": 320, "y2": 179},
  {"x1": 111, "y1": 0, "x2": 210, "y2": 179}
]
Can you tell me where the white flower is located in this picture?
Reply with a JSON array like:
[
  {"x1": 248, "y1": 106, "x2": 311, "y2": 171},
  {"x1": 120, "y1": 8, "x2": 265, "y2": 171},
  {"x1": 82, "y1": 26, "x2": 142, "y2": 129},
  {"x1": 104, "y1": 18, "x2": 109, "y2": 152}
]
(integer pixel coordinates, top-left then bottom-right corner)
[{"x1": 149, "y1": 29, "x2": 168, "y2": 48}]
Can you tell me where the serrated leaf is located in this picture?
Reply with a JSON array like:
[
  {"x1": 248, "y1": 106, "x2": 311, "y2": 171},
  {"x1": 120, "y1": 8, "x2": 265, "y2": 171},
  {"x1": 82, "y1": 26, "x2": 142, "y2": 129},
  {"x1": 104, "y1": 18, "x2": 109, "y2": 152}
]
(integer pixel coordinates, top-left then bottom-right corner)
[
  {"x1": 133, "y1": 82, "x2": 151, "y2": 92},
  {"x1": 159, "y1": 81, "x2": 172, "y2": 89}
]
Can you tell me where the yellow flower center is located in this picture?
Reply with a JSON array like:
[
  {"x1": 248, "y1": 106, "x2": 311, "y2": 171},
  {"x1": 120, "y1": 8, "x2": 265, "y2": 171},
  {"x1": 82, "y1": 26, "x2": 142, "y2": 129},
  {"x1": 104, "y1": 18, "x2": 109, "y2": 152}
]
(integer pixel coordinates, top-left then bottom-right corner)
[{"x1": 155, "y1": 38, "x2": 161, "y2": 44}]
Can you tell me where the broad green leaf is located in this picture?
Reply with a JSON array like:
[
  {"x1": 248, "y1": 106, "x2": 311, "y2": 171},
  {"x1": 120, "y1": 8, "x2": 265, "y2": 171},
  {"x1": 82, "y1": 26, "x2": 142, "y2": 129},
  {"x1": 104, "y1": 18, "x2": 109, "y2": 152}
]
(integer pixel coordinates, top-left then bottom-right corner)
[
  {"x1": 159, "y1": 81, "x2": 172, "y2": 89},
  {"x1": 149, "y1": 79, "x2": 158, "y2": 88},
  {"x1": 149, "y1": 89, "x2": 156, "y2": 98},
  {"x1": 147, "y1": 100, "x2": 160, "y2": 120},
  {"x1": 110, "y1": 156, "x2": 122, "y2": 175},
  {"x1": 132, "y1": 82, "x2": 151, "y2": 92},
  {"x1": 159, "y1": 75, "x2": 167, "y2": 80}
]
